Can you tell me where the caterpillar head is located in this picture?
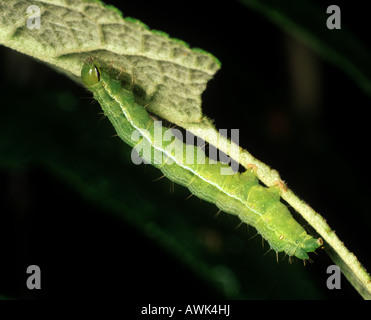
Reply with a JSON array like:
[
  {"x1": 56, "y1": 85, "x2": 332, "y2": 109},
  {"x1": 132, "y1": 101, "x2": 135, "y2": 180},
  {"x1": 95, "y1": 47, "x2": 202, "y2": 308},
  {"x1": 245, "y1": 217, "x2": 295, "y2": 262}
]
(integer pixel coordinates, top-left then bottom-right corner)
[
  {"x1": 294, "y1": 236, "x2": 323, "y2": 259},
  {"x1": 81, "y1": 60, "x2": 101, "y2": 87}
]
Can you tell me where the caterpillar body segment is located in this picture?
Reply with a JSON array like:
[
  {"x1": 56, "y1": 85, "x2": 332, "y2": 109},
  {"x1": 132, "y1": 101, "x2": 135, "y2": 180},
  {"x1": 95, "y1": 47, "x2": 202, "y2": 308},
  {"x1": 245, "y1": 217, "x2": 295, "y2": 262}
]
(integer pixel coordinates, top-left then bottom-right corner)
[{"x1": 81, "y1": 61, "x2": 322, "y2": 260}]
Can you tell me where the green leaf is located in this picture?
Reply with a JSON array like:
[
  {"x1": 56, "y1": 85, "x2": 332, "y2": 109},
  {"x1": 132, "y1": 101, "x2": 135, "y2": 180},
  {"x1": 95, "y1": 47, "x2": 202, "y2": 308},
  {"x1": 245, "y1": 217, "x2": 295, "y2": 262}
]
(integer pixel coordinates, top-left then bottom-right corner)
[
  {"x1": 0, "y1": 0, "x2": 238, "y2": 190},
  {"x1": 0, "y1": 0, "x2": 220, "y2": 126}
]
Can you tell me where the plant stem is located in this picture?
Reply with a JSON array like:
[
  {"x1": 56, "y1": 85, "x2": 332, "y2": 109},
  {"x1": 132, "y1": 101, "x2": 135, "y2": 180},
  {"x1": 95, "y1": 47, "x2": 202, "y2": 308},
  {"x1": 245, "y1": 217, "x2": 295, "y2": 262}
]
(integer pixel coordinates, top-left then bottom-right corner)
[{"x1": 283, "y1": 189, "x2": 371, "y2": 300}]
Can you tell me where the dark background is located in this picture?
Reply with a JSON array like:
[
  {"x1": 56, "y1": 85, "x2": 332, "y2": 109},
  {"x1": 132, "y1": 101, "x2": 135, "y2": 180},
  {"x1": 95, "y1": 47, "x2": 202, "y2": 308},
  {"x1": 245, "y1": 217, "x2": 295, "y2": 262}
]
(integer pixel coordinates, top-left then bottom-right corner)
[{"x1": 0, "y1": 0, "x2": 370, "y2": 300}]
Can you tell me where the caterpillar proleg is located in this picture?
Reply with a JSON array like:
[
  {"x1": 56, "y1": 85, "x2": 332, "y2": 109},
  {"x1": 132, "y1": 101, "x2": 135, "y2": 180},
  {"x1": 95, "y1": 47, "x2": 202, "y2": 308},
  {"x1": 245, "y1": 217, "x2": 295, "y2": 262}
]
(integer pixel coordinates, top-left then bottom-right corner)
[{"x1": 81, "y1": 60, "x2": 322, "y2": 260}]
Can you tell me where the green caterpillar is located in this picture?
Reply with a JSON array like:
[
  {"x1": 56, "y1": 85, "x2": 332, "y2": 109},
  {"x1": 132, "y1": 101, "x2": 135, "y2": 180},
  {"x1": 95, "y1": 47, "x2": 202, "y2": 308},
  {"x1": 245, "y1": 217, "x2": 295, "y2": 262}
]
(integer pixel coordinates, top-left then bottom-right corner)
[{"x1": 81, "y1": 59, "x2": 322, "y2": 260}]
